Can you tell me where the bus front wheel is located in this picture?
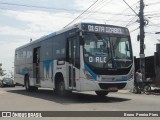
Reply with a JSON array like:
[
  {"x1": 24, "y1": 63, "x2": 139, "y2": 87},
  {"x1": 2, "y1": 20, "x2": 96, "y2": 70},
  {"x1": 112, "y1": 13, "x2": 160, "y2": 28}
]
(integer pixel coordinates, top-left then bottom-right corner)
[{"x1": 95, "y1": 91, "x2": 108, "y2": 97}]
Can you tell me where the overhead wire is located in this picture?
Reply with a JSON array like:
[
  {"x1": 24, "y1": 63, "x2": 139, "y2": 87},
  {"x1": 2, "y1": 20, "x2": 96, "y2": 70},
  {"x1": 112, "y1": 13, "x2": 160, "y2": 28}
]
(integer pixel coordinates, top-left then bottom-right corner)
[
  {"x1": 145, "y1": 1, "x2": 160, "y2": 6},
  {"x1": 78, "y1": 0, "x2": 113, "y2": 23},
  {"x1": 122, "y1": 0, "x2": 139, "y2": 16},
  {"x1": 0, "y1": 1, "x2": 137, "y2": 16},
  {"x1": 0, "y1": 0, "x2": 140, "y2": 26},
  {"x1": 1, "y1": 0, "x2": 159, "y2": 34},
  {"x1": 63, "y1": 0, "x2": 99, "y2": 28},
  {"x1": 125, "y1": 15, "x2": 137, "y2": 27},
  {"x1": 0, "y1": 2, "x2": 80, "y2": 12},
  {"x1": 105, "y1": 1, "x2": 139, "y2": 26},
  {"x1": 130, "y1": 27, "x2": 139, "y2": 33},
  {"x1": 76, "y1": 0, "x2": 109, "y2": 21}
]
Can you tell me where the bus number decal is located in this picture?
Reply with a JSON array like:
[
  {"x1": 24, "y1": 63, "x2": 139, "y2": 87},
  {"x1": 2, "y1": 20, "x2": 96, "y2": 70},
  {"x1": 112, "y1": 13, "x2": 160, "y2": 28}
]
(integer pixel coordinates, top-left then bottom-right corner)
[{"x1": 89, "y1": 56, "x2": 107, "y2": 63}]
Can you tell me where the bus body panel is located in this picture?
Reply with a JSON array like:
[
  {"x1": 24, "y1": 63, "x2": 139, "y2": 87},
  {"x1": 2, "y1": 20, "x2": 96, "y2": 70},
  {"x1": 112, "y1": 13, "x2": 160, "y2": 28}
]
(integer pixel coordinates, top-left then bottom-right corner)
[{"x1": 14, "y1": 23, "x2": 134, "y2": 93}]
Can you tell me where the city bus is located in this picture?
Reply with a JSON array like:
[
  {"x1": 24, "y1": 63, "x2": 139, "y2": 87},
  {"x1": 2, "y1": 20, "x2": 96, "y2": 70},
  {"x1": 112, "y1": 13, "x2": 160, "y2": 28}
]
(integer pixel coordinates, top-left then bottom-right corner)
[{"x1": 14, "y1": 23, "x2": 134, "y2": 96}]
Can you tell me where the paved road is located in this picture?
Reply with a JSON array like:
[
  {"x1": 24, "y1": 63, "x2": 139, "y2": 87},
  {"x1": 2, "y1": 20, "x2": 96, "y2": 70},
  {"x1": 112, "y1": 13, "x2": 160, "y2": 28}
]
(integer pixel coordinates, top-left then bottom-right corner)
[{"x1": 0, "y1": 87, "x2": 160, "y2": 120}]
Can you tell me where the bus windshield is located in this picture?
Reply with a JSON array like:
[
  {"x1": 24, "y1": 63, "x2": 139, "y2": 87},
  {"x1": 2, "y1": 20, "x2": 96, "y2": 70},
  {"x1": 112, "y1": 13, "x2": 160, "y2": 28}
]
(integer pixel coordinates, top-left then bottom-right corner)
[{"x1": 83, "y1": 33, "x2": 132, "y2": 69}]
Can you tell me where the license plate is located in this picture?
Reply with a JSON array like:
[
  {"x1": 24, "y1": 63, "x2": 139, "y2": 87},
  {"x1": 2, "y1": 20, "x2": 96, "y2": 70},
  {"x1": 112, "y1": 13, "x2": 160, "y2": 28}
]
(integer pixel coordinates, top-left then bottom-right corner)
[{"x1": 107, "y1": 87, "x2": 118, "y2": 91}]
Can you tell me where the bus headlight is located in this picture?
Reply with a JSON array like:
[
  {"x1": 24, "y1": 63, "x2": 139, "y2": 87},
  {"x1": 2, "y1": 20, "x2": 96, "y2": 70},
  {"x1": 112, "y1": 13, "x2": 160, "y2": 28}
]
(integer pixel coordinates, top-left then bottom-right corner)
[{"x1": 83, "y1": 69, "x2": 94, "y2": 80}]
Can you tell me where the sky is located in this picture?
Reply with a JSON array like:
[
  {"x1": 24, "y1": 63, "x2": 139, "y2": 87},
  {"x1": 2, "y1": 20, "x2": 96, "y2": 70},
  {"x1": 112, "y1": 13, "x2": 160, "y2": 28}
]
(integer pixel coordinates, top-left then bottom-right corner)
[{"x1": 0, "y1": 0, "x2": 160, "y2": 76}]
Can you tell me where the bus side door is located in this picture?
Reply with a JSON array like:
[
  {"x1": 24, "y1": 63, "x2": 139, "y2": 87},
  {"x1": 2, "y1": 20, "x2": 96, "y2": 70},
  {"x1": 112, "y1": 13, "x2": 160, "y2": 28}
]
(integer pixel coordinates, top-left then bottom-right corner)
[
  {"x1": 33, "y1": 47, "x2": 41, "y2": 85},
  {"x1": 68, "y1": 36, "x2": 80, "y2": 90}
]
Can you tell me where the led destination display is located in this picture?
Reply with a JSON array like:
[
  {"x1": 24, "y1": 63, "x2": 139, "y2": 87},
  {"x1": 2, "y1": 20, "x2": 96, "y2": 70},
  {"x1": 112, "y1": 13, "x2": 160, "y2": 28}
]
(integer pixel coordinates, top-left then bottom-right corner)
[{"x1": 82, "y1": 24, "x2": 129, "y2": 35}]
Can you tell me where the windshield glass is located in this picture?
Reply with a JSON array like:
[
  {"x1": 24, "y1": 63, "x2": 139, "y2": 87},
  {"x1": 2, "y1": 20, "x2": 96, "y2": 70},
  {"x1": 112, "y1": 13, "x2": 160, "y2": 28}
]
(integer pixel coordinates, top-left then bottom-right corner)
[{"x1": 83, "y1": 33, "x2": 132, "y2": 69}]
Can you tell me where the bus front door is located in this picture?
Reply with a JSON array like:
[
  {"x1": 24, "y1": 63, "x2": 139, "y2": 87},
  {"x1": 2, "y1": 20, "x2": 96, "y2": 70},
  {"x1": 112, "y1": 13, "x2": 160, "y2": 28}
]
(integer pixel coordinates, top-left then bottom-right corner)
[{"x1": 68, "y1": 37, "x2": 79, "y2": 90}]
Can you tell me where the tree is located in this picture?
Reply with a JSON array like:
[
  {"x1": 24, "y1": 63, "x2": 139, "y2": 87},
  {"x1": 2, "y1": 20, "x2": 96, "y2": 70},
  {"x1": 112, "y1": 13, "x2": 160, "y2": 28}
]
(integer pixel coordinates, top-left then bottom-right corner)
[{"x1": 0, "y1": 64, "x2": 6, "y2": 76}]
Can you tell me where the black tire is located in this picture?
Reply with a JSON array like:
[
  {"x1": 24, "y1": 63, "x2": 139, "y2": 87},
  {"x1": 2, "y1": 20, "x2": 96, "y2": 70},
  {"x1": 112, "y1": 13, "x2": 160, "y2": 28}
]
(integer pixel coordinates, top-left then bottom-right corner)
[
  {"x1": 25, "y1": 76, "x2": 31, "y2": 91},
  {"x1": 57, "y1": 80, "x2": 66, "y2": 96},
  {"x1": 95, "y1": 91, "x2": 108, "y2": 97},
  {"x1": 144, "y1": 85, "x2": 151, "y2": 95},
  {"x1": 25, "y1": 76, "x2": 38, "y2": 92}
]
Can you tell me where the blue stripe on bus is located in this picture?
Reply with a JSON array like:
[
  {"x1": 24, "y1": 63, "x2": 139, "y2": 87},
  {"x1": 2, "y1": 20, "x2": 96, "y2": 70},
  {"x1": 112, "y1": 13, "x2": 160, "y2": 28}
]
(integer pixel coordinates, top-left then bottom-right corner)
[
  {"x1": 84, "y1": 64, "x2": 97, "y2": 80},
  {"x1": 43, "y1": 60, "x2": 54, "y2": 82}
]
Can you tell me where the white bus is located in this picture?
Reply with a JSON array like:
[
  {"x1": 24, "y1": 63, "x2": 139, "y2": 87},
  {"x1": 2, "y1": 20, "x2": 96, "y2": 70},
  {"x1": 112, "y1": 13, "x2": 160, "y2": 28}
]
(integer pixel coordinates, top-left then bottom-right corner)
[{"x1": 14, "y1": 23, "x2": 134, "y2": 96}]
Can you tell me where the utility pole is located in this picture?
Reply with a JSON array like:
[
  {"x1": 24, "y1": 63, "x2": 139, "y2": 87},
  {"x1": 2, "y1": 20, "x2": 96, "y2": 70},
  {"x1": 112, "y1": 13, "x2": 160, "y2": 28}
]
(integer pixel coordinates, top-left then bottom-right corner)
[
  {"x1": 123, "y1": 0, "x2": 146, "y2": 81},
  {"x1": 139, "y1": 0, "x2": 145, "y2": 82}
]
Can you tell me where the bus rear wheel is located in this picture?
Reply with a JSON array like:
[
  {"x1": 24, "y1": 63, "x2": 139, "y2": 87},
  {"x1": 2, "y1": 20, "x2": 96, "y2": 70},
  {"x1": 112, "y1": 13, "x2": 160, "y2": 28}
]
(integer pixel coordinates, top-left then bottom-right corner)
[
  {"x1": 95, "y1": 91, "x2": 108, "y2": 97},
  {"x1": 25, "y1": 76, "x2": 38, "y2": 92},
  {"x1": 56, "y1": 80, "x2": 67, "y2": 97}
]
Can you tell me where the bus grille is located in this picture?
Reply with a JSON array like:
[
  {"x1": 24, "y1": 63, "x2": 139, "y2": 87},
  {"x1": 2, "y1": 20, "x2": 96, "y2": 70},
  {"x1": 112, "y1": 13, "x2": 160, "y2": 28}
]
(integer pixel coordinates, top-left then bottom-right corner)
[{"x1": 99, "y1": 83, "x2": 126, "y2": 90}]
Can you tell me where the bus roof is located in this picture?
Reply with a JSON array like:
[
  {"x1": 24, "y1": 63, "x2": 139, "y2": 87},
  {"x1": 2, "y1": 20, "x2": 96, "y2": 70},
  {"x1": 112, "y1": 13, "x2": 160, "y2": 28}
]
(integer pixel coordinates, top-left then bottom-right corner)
[{"x1": 15, "y1": 22, "x2": 129, "y2": 51}]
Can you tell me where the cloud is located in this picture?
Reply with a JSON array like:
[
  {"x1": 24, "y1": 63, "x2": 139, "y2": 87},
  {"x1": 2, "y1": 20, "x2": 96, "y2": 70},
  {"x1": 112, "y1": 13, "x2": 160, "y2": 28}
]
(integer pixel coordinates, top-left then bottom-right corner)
[
  {"x1": 0, "y1": 9, "x2": 79, "y2": 74},
  {"x1": 0, "y1": 40, "x2": 27, "y2": 72},
  {"x1": 0, "y1": 9, "x2": 79, "y2": 39}
]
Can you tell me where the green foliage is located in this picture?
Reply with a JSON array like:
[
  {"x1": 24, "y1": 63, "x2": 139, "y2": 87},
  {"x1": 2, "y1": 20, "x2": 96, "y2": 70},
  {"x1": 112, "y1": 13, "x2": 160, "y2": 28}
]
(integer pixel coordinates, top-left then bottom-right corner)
[{"x1": 0, "y1": 67, "x2": 6, "y2": 76}]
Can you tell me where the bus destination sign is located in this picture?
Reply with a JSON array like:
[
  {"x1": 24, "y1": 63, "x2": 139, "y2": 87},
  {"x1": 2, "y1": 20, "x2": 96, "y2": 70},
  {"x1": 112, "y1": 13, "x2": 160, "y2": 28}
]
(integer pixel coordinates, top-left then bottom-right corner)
[{"x1": 82, "y1": 24, "x2": 129, "y2": 35}]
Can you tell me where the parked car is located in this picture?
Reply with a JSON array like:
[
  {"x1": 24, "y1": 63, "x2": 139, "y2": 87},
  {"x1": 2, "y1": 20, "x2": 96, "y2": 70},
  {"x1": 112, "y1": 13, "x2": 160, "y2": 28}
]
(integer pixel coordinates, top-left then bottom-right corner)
[{"x1": 0, "y1": 78, "x2": 15, "y2": 87}]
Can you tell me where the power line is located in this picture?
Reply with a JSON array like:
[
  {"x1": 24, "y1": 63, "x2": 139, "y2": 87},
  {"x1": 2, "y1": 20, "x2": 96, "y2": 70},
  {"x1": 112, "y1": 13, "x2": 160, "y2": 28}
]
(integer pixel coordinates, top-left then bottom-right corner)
[
  {"x1": 73, "y1": 0, "x2": 108, "y2": 22},
  {"x1": 80, "y1": 17, "x2": 137, "y2": 22},
  {"x1": 130, "y1": 27, "x2": 139, "y2": 33},
  {"x1": 0, "y1": 1, "x2": 138, "y2": 26},
  {"x1": 64, "y1": 0, "x2": 99, "y2": 28},
  {"x1": 122, "y1": 0, "x2": 139, "y2": 16},
  {"x1": 147, "y1": 15, "x2": 160, "y2": 18},
  {"x1": 105, "y1": 1, "x2": 139, "y2": 25},
  {"x1": 145, "y1": 13, "x2": 160, "y2": 17},
  {"x1": 145, "y1": 32, "x2": 159, "y2": 34},
  {"x1": 0, "y1": 2, "x2": 81, "y2": 12},
  {"x1": 147, "y1": 24, "x2": 160, "y2": 27},
  {"x1": 0, "y1": 1, "x2": 136, "y2": 17},
  {"x1": 146, "y1": 1, "x2": 160, "y2": 6},
  {"x1": 78, "y1": 0, "x2": 113, "y2": 23},
  {"x1": 125, "y1": 15, "x2": 137, "y2": 27}
]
